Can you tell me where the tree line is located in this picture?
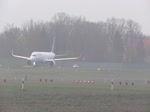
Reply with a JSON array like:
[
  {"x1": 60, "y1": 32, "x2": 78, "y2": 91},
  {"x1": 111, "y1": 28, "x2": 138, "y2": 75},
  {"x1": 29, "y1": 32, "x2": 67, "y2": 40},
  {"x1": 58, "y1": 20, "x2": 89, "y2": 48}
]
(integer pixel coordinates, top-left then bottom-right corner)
[{"x1": 0, "y1": 13, "x2": 147, "y2": 63}]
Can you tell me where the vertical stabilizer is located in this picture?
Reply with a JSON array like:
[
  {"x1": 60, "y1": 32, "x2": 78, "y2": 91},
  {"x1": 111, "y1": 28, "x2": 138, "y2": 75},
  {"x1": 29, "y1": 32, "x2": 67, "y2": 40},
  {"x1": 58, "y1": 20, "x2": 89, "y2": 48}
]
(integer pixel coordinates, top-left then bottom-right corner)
[{"x1": 51, "y1": 37, "x2": 56, "y2": 53}]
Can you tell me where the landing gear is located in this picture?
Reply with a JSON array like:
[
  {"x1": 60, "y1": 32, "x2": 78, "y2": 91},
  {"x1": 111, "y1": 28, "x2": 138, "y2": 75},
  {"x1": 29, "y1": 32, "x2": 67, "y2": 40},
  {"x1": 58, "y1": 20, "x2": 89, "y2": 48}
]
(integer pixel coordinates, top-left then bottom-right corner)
[{"x1": 33, "y1": 62, "x2": 38, "y2": 67}]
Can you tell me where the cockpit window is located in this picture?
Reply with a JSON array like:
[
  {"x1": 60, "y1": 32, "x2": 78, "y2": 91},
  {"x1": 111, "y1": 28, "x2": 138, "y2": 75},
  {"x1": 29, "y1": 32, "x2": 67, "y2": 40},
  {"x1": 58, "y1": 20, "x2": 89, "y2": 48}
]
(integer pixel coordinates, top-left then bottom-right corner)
[{"x1": 32, "y1": 54, "x2": 37, "y2": 56}]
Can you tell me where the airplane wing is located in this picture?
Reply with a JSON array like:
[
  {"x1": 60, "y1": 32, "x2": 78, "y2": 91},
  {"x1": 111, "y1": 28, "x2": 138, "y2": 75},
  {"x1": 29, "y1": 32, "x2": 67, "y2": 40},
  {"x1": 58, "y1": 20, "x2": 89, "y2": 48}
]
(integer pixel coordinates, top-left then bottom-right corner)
[
  {"x1": 44, "y1": 57, "x2": 80, "y2": 62},
  {"x1": 12, "y1": 49, "x2": 30, "y2": 60},
  {"x1": 54, "y1": 57, "x2": 80, "y2": 61},
  {"x1": 54, "y1": 53, "x2": 82, "y2": 61}
]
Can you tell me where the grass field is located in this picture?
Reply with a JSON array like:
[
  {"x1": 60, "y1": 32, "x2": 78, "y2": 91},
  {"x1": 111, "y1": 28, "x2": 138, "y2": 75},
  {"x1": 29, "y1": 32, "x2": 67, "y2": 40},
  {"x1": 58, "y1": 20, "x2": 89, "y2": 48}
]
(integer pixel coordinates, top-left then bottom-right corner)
[{"x1": 0, "y1": 67, "x2": 150, "y2": 112}]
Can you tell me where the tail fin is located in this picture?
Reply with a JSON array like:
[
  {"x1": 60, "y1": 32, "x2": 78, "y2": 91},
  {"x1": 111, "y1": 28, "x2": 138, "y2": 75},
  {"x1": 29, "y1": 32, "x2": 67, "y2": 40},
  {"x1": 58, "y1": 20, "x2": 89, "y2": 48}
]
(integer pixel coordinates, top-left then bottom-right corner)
[{"x1": 51, "y1": 37, "x2": 56, "y2": 53}]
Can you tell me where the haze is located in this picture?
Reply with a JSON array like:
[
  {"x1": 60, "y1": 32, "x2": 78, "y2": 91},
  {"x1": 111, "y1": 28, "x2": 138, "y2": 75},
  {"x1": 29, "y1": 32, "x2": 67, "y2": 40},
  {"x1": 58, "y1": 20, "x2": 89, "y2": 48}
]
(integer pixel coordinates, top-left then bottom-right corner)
[{"x1": 0, "y1": 0, "x2": 150, "y2": 35}]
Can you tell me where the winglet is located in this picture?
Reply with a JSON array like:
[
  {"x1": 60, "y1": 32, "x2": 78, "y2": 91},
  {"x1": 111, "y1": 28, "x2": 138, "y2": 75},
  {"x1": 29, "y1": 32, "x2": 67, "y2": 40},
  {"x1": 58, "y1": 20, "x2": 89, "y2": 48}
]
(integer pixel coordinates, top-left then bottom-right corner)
[
  {"x1": 78, "y1": 52, "x2": 83, "y2": 59},
  {"x1": 51, "y1": 37, "x2": 56, "y2": 53},
  {"x1": 12, "y1": 49, "x2": 14, "y2": 56}
]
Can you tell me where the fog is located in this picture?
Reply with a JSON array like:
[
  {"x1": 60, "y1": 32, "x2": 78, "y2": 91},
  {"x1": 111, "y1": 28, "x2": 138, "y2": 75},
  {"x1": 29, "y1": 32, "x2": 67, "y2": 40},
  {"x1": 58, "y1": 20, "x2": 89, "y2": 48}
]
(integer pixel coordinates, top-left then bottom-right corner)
[
  {"x1": 0, "y1": 0, "x2": 150, "y2": 35},
  {"x1": 0, "y1": 13, "x2": 148, "y2": 63},
  {"x1": 0, "y1": 1, "x2": 150, "y2": 112},
  {"x1": 0, "y1": 0, "x2": 150, "y2": 63}
]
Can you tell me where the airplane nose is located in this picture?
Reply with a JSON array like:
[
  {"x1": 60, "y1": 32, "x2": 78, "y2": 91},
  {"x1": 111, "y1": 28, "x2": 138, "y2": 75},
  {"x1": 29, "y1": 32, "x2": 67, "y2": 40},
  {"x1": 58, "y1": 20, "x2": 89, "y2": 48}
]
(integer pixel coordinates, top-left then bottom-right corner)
[{"x1": 30, "y1": 56, "x2": 35, "y2": 61}]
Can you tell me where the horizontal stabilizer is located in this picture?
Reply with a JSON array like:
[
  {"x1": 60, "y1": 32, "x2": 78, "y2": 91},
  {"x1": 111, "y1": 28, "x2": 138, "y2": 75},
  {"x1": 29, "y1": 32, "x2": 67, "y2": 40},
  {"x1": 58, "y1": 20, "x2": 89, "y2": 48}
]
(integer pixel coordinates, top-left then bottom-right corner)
[{"x1": 55, "y1": 54, "x2": 67, "y2": 57}]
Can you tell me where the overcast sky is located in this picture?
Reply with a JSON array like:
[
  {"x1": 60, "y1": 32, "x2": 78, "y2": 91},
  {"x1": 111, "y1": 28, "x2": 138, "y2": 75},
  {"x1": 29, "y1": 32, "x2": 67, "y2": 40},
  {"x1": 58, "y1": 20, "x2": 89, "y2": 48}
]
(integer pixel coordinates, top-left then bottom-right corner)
[{"x1": 0, "y1": 0, "x2": 150, "y2": 35}]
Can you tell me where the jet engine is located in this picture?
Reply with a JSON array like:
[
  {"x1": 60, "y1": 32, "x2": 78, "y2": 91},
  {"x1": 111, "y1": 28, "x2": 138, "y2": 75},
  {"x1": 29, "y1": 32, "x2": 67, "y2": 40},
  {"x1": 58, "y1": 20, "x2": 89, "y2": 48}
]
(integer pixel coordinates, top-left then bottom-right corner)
[{"x1": 49, "y1": 60, "x2": 56, "y2": 67}]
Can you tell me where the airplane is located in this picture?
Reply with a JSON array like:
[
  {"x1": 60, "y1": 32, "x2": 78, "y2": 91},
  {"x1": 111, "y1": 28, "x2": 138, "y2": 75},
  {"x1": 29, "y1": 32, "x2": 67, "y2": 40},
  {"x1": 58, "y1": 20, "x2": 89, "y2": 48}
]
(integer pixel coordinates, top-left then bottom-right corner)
[{"x1": 12, "y1": 37, "x2": 80, "y2": 67}]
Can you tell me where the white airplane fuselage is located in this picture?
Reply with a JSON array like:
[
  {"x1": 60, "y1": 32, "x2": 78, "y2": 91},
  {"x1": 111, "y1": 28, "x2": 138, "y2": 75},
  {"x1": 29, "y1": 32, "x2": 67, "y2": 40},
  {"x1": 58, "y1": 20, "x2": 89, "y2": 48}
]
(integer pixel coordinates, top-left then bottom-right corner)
[
  {"x1": 28, "y1": 52, "x2": 55, "y2": 66},
  {"x1": 30, "y1": 52, "x2": 55, "y2": 62}
]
